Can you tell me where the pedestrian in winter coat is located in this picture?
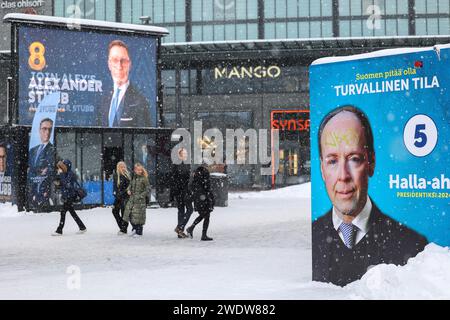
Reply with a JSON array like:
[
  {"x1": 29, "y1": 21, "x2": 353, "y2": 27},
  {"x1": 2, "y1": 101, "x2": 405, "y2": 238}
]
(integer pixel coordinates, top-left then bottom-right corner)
[
  {"x1": 186, "y1": 166, "x2": 215, "y2": 241},
  {"x1": 123, "y1": 163, "x2": 150, "y2": 236},
  {"x1": 171, "y1": 148, "x2": 193, "y2": 238},
  {"x1": 52, "y1": 160, "x2": 87, "y2": 236},
  {"x1": 113, "y1": 161, "x2": 131, "y2": 234}
]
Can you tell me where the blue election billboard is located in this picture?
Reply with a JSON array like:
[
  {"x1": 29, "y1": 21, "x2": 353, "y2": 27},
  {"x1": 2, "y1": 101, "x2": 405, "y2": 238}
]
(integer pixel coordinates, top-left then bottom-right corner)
[
  {"x1": 310, "y1": 44, "x2": 450, "y2": 286},
  {"x1": 18, "y1": 25, "x2": 157, "y2": 128}
]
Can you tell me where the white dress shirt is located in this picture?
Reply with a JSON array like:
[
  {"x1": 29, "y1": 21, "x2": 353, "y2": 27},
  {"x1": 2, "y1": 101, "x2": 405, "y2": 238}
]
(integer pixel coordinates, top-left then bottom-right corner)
[{"x1": 332, "y1": 197, "x2": 372, "y2": 246}]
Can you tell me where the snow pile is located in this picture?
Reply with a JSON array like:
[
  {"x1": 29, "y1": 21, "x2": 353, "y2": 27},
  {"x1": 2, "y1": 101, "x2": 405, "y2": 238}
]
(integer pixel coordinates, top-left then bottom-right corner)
[
  {"x1": 0, "y1": 203, "x2": 20, "y2": 218},
  {"x1": 344, "y1": 243, "x2": 450, "y2": 299},
  {"x1": 229, "y1": 182, "x2": 311, "y2": 200}
]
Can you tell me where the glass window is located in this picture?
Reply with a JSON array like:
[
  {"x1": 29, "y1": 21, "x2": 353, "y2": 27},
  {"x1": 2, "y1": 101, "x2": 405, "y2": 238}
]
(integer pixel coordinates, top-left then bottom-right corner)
[
  {"x1": 265, "y1": 0, "x2": 276, "y2": 19},
  {"x1": 265, "y1": 23, "x2": 276, "y2": 39},
  {"x1": 298, "y1": 21, "x2": 310, "y2": 38},
  {"x1": 287, "y1": 22, "x2": 298, "y2": 38},
  {"x1": 287, "y1": 0, "x2": 298, "y2": 18},
  {"x1": 165, "y1": 0, "x2": 175, "y2": 22},
  {"x1": 322, "y1": 0, "x2": 333, "y2": 16},
  {"x1": 175, "y1": 26, "x2": 186, "y2": 42},
  {"x1": 80, "y1": 132, "x2": 101, "y2": 205},
  {"x1": 204, "y1": 0, "x2": 214, "y2": 21},
  {"x1": 439, "y1": 18, "x2": 450, "y2": 35},
  {"x1": 427, "y1": 0, "x2": 439, "y2": 14},
  {"x1": 132, "y1": 0, "x2": 143, "y2": 24},
  {"x1": 339, "y1": 20, "x2": 350, "y2": 36},
  {"x1": 236, "y1": 1, "x2": 248, "y2": 20},
  {"x1": 427, "y1": 18, "x2": 439, "y2": 34},
  {"x1": 351, "y1": 20, "x2": 363, "y2": 36},
  {"x1": 236, "y1": 24, "x2": 247, "y2": 40},
  {"x1": 275, "y1": 0, "x2": 287, "y2": 18},
  {"x1": 176, "y1": 1, "x2": 186, "y2": 22},
  {"x1": 203, "y1": 25, "x2": 214, "y2": 41},
  {"x1": 192, "y1": 25, "x2": 203, "y2": 41},
  {"x1": 350, "y1": 0, "x2": 362, "y2": 15},
  {"x1": 339, "y1": 0, "x2": 350, "y2": 15},
  {"x1": 154, "y1": 1, "x2": 164, "y2": 23},
  {"x1": 439, "y1": 0, "x2": 450, "y2": 13},
  {"x1": 248, "y1": 23, "x2": 258, "y2": 39},
  {"x1": 415, "y1": 19, "x2": 427, "y2": 35},
  {"x1": 225, "y1": 24, "x2": 235, "y2": 40},
  {"x1": 299, "y1": 0, "x2": 310, "y2": 17},
  {"x1": 322, "y1": 21, "x2": 333, "y2": 37},
  {"x1": 192, "y1": 0, "x2": 202, "y2": 21},
  {"x1": 276, "y1": 22, "x2": 287, "y2": 38},
  {"x1": 310, "y1": 21, "x2": 322, "y2": 37},
  {"x1": 54, "y1": 1, "x2": 64, "y2": 17},
  {"x1": 398, "y1": 19, "x2": 409, "y2": 36},
  {"x1": 106, "y1": 1, "x2": 116, "y2": 21},
  {"x1": 247, "y1": 0, "x2": 258, "y2": 19},
  {"x1": 415, "y1": 1, "x2": 427, "y2": 14},
  {"x1": 214, "y1": 25, "x2": 225, "y2": 40},
  {"x1": 122, "y1": 1, "x2": 132, "y2": 23},
  {"x1": 310, "y1": 1, "x2": 321, "y2": 17}
]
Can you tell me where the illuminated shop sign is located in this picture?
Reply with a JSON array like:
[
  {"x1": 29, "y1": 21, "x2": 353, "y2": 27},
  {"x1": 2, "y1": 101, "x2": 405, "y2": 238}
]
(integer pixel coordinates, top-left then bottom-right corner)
[
  {"x1": 214, "y1": 66, "x2": 281, "y2": 79},
  {"x1": 271, "y1": 110, "x2": 310, "y2": 132}
]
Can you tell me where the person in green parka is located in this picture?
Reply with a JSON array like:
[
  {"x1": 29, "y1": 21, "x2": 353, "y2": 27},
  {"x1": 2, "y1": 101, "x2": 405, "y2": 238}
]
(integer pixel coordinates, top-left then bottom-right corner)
[{"x1": 123, "y1": 162, "x2": 150, "y2": 237}]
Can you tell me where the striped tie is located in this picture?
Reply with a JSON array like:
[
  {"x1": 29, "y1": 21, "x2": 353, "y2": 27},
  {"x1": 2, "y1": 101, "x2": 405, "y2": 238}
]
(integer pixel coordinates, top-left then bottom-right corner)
[{"x1": 339, "y1": 222, "x2": 356, "y2": 249}]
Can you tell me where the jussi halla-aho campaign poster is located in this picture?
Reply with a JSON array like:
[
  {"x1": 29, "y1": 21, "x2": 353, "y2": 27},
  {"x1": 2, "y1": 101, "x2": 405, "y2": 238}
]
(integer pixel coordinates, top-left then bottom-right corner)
[{"x1": 309, "y1": 44, "x2": 450, "y2": 286}]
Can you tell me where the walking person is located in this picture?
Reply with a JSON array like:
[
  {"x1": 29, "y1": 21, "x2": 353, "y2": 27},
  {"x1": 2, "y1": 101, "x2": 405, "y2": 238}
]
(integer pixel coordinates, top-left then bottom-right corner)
[
  {"x1": 171, "y1": 148, "x2": 193, "y2": 238},
  {"x1": 186, "y1": 166, "x2": 215, "y2": 241},
  {"x1": 112, "y1": 161, "x2": 131, "y2": 234},
  {"x1": 123, "y1": 163, "x2": 150, "y2": 237},
  {"x1": 52, "y1": 160, "x2": 87, "y2": 236}
]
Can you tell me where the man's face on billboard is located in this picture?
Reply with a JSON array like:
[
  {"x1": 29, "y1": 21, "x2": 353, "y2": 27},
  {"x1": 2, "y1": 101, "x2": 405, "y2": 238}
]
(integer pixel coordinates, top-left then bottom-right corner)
[
  {"x1": 320, "y1": 111, "x2": 374, "y2": 217},
  {"x1": 0, "y1": 147, "x2": 6, "y2": 173},
  {"x1": 39, "y1": 121, "x2": 53, "y2": 144},
  {"x1": 108, "y1": 45, "x2": 131, "y2": 87}
]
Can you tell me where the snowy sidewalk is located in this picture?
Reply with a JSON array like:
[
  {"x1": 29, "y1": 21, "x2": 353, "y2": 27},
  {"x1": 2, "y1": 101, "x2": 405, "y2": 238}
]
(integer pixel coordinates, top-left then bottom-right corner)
[{"x1": 1, "y1": 183, "x2": 450, "y2": 299}]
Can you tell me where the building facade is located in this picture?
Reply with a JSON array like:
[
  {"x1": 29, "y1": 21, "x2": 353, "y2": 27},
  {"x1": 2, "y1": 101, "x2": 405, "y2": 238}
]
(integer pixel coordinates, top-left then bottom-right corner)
[{"x1": 2, "y1": 0, "x2": 450, "y2": 189}]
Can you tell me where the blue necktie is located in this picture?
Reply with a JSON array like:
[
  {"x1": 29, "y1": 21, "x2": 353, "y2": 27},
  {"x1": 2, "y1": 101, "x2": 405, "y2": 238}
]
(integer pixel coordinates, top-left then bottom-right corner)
[
  {"x1": 109, "y1": 88, "x2": 121, "y2": 127},
  {"x1": 35, "y1": 144, "x2": 44, "y2": 166},
  {"x1": 339, "y1": 222, "x2": 357, "y2": 249}
]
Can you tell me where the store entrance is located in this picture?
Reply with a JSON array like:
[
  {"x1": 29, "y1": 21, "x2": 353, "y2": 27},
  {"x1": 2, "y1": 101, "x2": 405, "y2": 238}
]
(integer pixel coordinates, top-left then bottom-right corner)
[{"x1": 103, "y1": 146, "x2": 124, "y2": 181}]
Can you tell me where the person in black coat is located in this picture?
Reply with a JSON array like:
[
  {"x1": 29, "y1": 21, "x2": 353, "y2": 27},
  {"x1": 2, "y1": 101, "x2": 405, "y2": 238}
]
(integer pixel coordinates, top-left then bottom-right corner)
[
  {"x1": 171, "y1": 148, "x2": 194, "y2": 238},
  {"x1": 186, "y1": 166, "x2": 215, "y2": 241},
  {"x1": 112, "y1": 161, "x2": 131, "y2": 234},
  {"x1": 313, "y1": 106, "x2": 428, "y2": 286},
  {"x1": 52, "y1": 159, "x2": 86, "y2": 236}
]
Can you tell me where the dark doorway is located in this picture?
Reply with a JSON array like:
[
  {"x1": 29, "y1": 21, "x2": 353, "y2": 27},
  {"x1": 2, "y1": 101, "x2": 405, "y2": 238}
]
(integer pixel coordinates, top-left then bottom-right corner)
[{"x1": 103, "y1": 146, "x2": 124, "y2": 181}]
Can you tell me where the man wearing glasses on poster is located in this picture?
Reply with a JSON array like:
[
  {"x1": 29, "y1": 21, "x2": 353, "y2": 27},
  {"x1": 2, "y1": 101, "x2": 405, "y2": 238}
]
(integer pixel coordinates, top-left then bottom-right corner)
[{"x1": 99, "y1": 40, "x2": 151, "y2": 128}]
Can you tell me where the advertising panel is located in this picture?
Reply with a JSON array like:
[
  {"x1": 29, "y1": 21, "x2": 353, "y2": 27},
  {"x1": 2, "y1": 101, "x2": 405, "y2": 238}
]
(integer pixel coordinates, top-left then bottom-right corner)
[
  {"x1": 309, "y1": 45, "x2": 450, "y2": 286},
  {"x1": 0, "y1": 138, "x2": 14, "y2": 203},
  {"x1": 18, "y1": 25, "x2": 157, "y2": 128},
  {"x1": 27, "y1": 92, "x2": 58, "y2": 210}
]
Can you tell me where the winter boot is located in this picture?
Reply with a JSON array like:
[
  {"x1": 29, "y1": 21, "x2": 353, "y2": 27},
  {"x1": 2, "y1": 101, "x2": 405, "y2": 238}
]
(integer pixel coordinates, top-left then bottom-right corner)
[
  {"x1": 186, "y1": 225, "x2": 194, "y2": 239},
  {"x1": 174, "y1": 226, "x2": 187, "y2": 238},
  {"x1": 201, "y1": 230, "x2": 213, "y2": 241}
]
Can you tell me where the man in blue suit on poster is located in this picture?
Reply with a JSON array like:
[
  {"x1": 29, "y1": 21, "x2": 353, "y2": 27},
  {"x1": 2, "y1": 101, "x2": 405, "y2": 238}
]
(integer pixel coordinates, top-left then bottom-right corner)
[
  {"x1": 312, "y1": 105, "x2": 428, "y2": 287},
  {"x1": 99, "y1": 40, "x2": 151, "y2": 128},
  {"x1": 28, "y1": 118, "x2": 56, "y2": 209}
]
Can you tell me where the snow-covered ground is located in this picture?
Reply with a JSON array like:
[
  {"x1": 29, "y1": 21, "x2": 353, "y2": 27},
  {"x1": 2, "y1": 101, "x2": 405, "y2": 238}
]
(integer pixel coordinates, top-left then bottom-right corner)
[{"x1": 0, "y1": 183, "x2": 449, "y2": 300}]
